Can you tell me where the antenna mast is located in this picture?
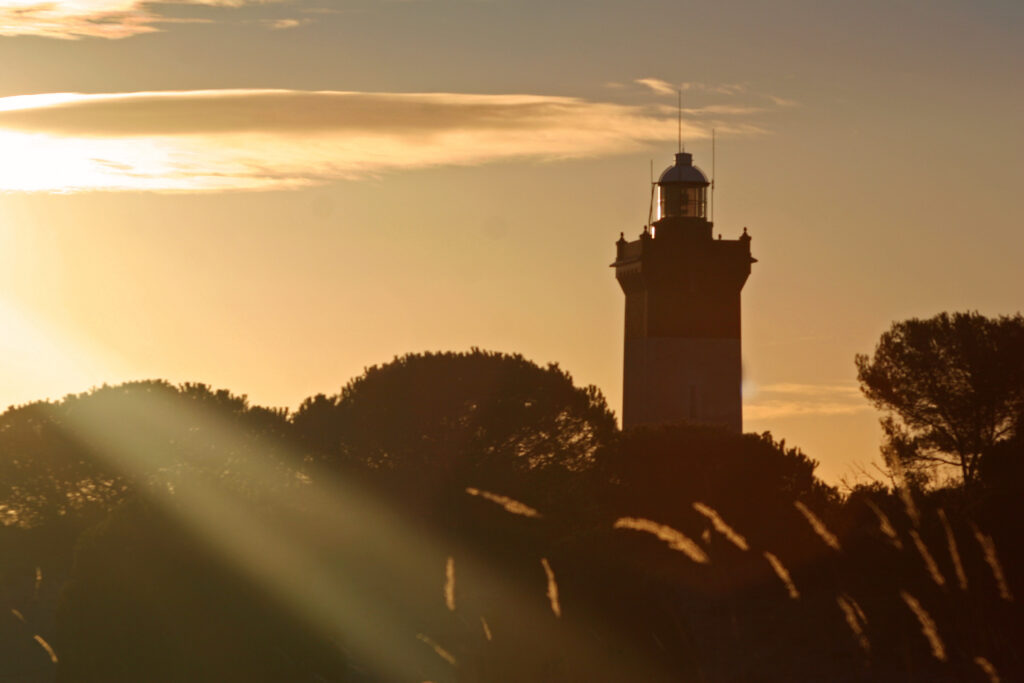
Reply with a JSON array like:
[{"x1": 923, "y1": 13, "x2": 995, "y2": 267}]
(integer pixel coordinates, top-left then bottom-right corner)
[
  {"x1": 647, "y1": 159, "x2": 655, "y2": 229},
  {"x1": 711, "y1": 128, "x2": 716, "y2": 223},
  {"x1": 677, "y1": 90, "x2": 682, "y2": 153}
]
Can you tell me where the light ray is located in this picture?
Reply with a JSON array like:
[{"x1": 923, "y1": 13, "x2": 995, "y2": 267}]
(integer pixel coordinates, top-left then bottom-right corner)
[
  {"x1": 50, "y1": 385, "x2": 664, "y2": 681},
  {"x1": 0, "y1": 298, "x2": 124, "y2": 412}
]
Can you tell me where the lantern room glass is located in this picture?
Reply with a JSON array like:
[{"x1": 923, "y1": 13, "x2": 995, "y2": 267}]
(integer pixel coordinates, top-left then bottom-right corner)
[{"x1": 656, "y1": 184, "x2": 707, "y2": 220}]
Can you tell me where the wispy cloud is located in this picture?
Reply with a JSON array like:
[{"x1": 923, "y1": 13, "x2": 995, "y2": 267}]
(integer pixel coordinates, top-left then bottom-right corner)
[
  {"x1": 0, "y1": 88, "x2": 767, "y2": 192},
  {"x1": 745, "y1": 402, "x2": 870, "y2": 420},
  {"x1": 636, "y1": 79, "x2": 749, "y2": 97},
  {"x1": 653, "y1": 103, "x2": 766, "y2": 117},
  {"x1": 0, "y1": 0, "x2": 273, "y2": 40},
  {"x1": 757, "y1": 383, "x2": 862, "y2": 397},
  {"x1": 634, "y1": 78, "x2": 677, "y2": 96},
  {"x1": 635, "y1": 78, "x2": 796, "y2": 110},
  {"x1": 681, "y1": 82, "x2": 748, "y2": 96},
  {"x1": 263, "y1": 17, "x2": 307, "y2": 30},
  {"x1": 744, "y1": 382, "x2": 869, "y2": 420},
  {"x1": 767, "y1": 95, "x2": 800, "y2": 107}
]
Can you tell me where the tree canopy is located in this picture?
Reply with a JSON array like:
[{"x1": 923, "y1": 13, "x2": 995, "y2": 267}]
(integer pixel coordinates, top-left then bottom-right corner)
[
  {"x1": 0, "y1": 381, "x2": 291, "y2": 527},
  {"x1": 855, "y1": 311, "x2": 1024, "y2": 485},
  {"x1": 292, "y1": 349, "x2": 618, "y2": 477}
]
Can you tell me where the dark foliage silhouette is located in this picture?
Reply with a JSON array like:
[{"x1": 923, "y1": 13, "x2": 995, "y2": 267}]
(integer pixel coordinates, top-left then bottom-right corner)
[
  {"x1": 856, "y1": 311, "x2": 1024, "y2": 485},
  {"x1": 293, "y1": 349, "x2": 616, "y2": 473},
  {"x1": 56, "y1": 500, "x2": 347, "y2": 683},
  {"x1": 0, "y1": 349, "x2": 1021, "y2": 682},
  {"x1": 292, "y1": 350, "x2": 618, "y2": 523}
]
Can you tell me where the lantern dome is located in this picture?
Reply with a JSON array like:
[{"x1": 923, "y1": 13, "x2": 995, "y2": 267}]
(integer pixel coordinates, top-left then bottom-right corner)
[{"x1": 658, "y1": 152, "x2": 709, "y2": 185}]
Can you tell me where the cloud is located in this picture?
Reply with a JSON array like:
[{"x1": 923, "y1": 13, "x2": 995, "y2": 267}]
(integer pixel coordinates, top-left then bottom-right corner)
[
  {"x1": 0, "y1": 0, "x2": 272, "y2": 40},
  {"x1": 635, "y1": 78, "x2": 677, "y2": 96},
  {"x1": 767, "y1": 95, "x2": 799, "y2": 107},
  {"x1": 757, "y1": 383, "x2": 862, "y2": 397},
  {"x1": 745, "y1": 401, "x2": 870, "y2": 420},
  {"x1": 0, "y1": 89, "x2": 764, "y2": 192},
  {"x1": 636, "y1": 78, "x2": 752, "y2": 98},
  {"x1": 636, "y1": 79, "x2": 792, "y2": 120},
  {"x1": 682, "y1": 82, "x2": 748, "y2": 96},
  {"x1": 745, "y1": 382, "x2": 869, "y2": 420},
  {"x1": 264, "y1": 17, "x2": 307, "y2": 30},
  {"x1": 653, "y1": 103, "x2": 766, "y2": 117}
]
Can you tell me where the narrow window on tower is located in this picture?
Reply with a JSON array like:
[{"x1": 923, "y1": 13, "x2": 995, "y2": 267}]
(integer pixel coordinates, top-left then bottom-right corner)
[{"x1": 689, "y1": 385, "x2": 698, "y2": 420}]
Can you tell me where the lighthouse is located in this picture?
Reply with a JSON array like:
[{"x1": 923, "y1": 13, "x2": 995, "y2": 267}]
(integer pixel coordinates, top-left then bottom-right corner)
[{"x1": 612, "y1": 151, "x2": 755, "y2": 432}]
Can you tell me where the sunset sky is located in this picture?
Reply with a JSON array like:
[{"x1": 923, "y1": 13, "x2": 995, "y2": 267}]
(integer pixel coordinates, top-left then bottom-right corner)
[{"x1": 0, "y1": 0, "x2": 1021, "y2": 482}]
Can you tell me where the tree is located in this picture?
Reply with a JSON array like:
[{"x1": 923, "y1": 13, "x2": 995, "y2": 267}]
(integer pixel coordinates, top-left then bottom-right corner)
[
  {"x1": 292, "y1": 349, "x2": 617, "y2": 477},
  {"x1": 602, "y1": 425, "x2": 838, "y2": 552},
  {"x1": 855, "y1": 311, "x2": 1024, "y2": 485},
  {"x1": 0, "y1": 381, "x2": 292, "y2": 527}
]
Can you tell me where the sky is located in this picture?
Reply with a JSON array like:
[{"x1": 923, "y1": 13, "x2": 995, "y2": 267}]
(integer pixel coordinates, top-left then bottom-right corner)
[{"x1": 0, "y1": 0, "x2": 1021, "y2": 484}]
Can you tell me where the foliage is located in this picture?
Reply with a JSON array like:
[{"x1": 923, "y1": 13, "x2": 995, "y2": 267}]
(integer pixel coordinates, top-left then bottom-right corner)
[
  {"x1": 607, "y1": 425, "x2": 835, "y2": 508},
  {"x1": 598, "y1": 425, "x2": 840, "y2": 581},
  {"x1": 2, "y1": 357, "x2": 1021, "y2": 682},
  {"x1": 855, "y1": 311, "x2": 1024, "y2": 485},
  {"x1": 55, "y1": 500, "x2": 347, "y2": 683},
  {"x1": 292, "y1": 349, "x2": 618, "y2": 476},
  {"x1": 0, "y1": 381, "x2": 291, "y2": 527}
]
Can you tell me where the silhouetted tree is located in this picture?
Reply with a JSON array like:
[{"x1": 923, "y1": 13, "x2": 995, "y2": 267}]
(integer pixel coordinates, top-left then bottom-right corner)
[
  {"x1": 293, "y1": 350, "x2": 617, "y2": 478},
  {"x1": 856, "y1": 311, "x2": 1024, "y2": 485},
  {"x1": 0, "y1": 381, "x2": 292, "y2": 527},
  {"x1": 599, "y1": 425, "x2": 839, "y2": 582},
  {"x1": 977, "y1": 425, "x2": 1024, "y2": 503},
  {"x1": 0, "y1": 399, "x2": 125, "y2": 527},
  {"x1": 608, "y1": 425, "x2": 834, "y2": 507}
]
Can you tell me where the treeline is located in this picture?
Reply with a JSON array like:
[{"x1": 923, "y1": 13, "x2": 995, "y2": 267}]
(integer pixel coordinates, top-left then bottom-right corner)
[{"x1": 0, "y1": 346, "x2": 1021, "y2": 682}]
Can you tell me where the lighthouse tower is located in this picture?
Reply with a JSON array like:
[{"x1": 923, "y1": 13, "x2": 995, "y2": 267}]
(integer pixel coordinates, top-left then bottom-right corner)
[{"x1": 612, "y1": 151, "x2": 755, "y2": 432}]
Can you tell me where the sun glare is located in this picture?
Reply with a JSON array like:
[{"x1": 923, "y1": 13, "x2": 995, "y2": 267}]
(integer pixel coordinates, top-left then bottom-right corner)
[
  {"x1": 0, "y1": 297, "x2": 122, "y2": 406},
  {"x1": 0, "y1": 131, "x2": 140, "y2": 193}
]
